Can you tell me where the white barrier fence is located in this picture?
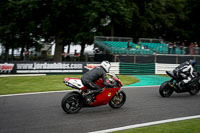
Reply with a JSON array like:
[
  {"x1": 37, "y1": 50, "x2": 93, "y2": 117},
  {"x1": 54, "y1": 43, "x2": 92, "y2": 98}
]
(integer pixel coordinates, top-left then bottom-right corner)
[
  {"x1": 155, "y1": 63, "x2": 179, "y2": 74},
  {"x1": 110, "y1": 62, "x2": 120, "y2": 74}
]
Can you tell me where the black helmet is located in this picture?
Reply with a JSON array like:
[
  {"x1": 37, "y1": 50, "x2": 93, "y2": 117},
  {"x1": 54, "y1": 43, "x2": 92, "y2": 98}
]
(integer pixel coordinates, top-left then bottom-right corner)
[{"x1": 189, "y1": 60, "x2": 196, "y2": 66}]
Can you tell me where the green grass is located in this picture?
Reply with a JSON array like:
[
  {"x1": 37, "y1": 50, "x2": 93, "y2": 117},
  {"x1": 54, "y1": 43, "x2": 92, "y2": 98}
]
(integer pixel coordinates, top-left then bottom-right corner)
[
  {"x1": 0, "y1": 75, "x2": 138, "y2": 95},
  {"x1": 113, "y1": 118, "x2": 200, "y2": 133},
  {"x1": 158, "y1": 74, "x2": 169, "y2": 77},
  {"x1": 118, "y1": 75, "x2": 139, "y2": 85}
]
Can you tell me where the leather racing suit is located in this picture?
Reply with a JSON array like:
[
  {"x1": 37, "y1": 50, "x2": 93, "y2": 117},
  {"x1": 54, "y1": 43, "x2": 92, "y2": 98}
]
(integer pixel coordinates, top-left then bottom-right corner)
[
  {"x1": 174, "y1": 61, "x2": 195, "y2": 89},
  {"x1": 81, "y1": 66, "x2": 112, "y2": 95}
]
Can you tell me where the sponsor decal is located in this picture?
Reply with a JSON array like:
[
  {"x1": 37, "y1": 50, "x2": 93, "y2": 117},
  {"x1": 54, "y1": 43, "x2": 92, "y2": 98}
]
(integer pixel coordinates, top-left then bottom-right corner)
[
  {"x1": 0, "y1": 63, "x2": 14, "y2": 73},
  {"x1": 16, "y1": 62, "x2": 83, "y2": 73},
  {"x1": 108, "y1": 92, "x2": 111, "y2": 97},
  {"x1": 17, "y1": 63, "x2": 82, "y2": 70}
]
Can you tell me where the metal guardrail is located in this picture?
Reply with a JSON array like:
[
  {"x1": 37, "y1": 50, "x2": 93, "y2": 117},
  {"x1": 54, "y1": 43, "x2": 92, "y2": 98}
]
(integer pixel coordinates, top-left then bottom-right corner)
[
  {"x1": 94, "y1": 36, "x2": 133, "y2": 42},
  {"x1": 113, "y1": 54, "x2": 200, "y2": 64}
]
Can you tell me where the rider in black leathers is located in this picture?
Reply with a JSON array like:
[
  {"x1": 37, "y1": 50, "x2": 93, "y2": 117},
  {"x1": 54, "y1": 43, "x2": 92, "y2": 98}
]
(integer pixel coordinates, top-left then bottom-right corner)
[
  {"x1": 174, "y1": 60, "x2": 196, "y2": 90},
  {"x1": 81, "y1": 61, "x2": 113, "y2": 96}
]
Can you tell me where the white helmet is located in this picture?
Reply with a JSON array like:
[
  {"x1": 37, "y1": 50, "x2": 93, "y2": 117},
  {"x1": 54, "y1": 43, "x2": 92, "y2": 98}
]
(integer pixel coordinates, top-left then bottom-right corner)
[{"x1": 101, "y1": 61, "x2": 111, "y2": 73}]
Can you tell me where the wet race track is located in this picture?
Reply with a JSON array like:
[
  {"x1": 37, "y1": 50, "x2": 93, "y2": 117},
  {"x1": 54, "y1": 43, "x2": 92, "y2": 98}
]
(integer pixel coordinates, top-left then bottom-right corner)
[{"x1": 0, "y1": 86, "x2": 200, "y2": 133}]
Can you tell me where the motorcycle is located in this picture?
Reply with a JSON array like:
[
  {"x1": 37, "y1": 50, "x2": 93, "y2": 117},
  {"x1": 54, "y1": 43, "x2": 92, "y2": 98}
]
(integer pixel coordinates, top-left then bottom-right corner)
[
  {"x1": 61, "y1": 73, "x2": 126, "y2": 114},
  {"x1": 159, "y1": 70, "x2": 200, "y2": 97}
]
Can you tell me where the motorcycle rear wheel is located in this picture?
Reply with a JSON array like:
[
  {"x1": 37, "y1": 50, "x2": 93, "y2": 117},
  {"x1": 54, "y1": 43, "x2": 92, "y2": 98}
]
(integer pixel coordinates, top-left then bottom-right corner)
[
  {"x1": 109, "y1": 90, "x2": 126, "y2": 108},
  {"x1": 188, "y1": 82, "x2": 200, "y2": 95},
  {"x1": 159, "y1": 81, "x2": 174, "y2": 97},
  {"x1": 61, "y1": 92, "x2": 83, "y2": 114}
]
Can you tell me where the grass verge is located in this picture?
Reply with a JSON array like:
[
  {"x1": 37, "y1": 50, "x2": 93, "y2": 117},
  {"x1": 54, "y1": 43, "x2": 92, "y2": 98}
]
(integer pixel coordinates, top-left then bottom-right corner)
[
  {"x1": 0, "y1": 75, "x2": 138, "y2": 95},
  {"x1": 113, "y1": 118, "x2": 200, "y2": 133}
]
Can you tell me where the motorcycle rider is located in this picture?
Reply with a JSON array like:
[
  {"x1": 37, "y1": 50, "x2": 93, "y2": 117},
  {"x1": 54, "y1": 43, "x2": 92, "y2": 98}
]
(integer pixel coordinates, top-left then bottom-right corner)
[
  {"x1": 81, "y1": 61, "x2": 113, "y2": 99},
  {"x1": 174, "y1": 60, "x2": 196, "y2": 90}
]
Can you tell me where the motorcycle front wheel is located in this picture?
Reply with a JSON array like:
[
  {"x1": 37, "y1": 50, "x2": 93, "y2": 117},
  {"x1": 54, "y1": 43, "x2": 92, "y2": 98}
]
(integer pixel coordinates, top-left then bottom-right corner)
[
  {"x1": 159, "y1": 81, "x2": 174, "y2": 97},
  {"x1": 188, "y1": 82, "x2": 200, "y2": 95},
  {"x1": 61, "y1": 92, "x2": 83, "y2": 114},
  {"x1": 109, "y1": 90, "x2": 126, "y2": 108}
]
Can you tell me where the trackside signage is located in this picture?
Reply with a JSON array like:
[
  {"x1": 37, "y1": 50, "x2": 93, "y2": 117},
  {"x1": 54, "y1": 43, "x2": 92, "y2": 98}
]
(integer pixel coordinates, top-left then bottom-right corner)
[
  {"x1": 0, "y1": 63, "x2": 15, "y2": 74},
  {"x1": 16, "y1": 62, "x2": 83, "y2": 74},
  {"x1": 0, "y1": 62, "x2": 118, "y2": 74}
]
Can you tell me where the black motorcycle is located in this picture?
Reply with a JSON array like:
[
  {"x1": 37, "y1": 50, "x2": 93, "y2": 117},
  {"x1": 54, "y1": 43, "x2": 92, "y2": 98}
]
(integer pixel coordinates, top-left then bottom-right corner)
[{"x1": 159, "y1": 70, "x2": 200, "y2": 97}]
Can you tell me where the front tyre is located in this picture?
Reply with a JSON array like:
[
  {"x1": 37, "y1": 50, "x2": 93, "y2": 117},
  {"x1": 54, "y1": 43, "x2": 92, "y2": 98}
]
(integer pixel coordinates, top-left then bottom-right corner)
[
  {"x1": 109, "y1": 90, "x2": 126, "y2": 109},
  {"x1": 61, "y1": 92, "x2": 83, "y2": 114},
  {"x1": 159, "y1": 81, "x2": 174, "y2": 97},
  {"x1": 188, "y1": 82, "x2": 200, "y2": 95}
]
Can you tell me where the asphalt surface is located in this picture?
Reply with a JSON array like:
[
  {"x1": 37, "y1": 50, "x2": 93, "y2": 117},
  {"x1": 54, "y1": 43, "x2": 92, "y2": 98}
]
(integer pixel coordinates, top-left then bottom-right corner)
[{"x1": 0, "y1": 86, "x2": 200, "y2": 133}]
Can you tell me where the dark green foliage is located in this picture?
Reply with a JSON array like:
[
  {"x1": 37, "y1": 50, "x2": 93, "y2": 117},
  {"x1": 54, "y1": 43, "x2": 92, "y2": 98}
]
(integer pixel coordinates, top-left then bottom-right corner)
[{"x1": 0, "y1": 0, "x2": 199, "y2": 61}]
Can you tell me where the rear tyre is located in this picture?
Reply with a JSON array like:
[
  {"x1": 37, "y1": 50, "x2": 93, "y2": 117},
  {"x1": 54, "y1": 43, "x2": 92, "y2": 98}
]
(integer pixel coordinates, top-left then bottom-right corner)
[
  {"x1": 159, "y1": 81, "x2": 174, "y2": 97},
  {"x1": 61, "y1": 92, "x2": 83, "y2": 114},
  {"x1": 109, "y1": 90, "x2": 126, "y2": 108},
  {"x1": 188, "y1": 82, "x2": 200, "y2": 95}
]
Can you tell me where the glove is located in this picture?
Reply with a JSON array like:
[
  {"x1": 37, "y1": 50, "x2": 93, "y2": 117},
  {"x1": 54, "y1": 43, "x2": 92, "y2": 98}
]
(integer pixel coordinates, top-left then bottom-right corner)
[{"x1": 106, "y1": 84, "x2": 115, "y2": 88}]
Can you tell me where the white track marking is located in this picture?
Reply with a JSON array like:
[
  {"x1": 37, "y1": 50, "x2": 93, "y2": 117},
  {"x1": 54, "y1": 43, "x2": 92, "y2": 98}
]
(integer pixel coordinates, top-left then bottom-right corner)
[
  {"x1": 0, "y1": 90, "x2": 73, "y2": 97},
  {"x1": 89, "y1": 115, "x2": 200, "y2": 133},
  {"x1": 0, "y1": 74, "x2": 46, "y2": 77}
]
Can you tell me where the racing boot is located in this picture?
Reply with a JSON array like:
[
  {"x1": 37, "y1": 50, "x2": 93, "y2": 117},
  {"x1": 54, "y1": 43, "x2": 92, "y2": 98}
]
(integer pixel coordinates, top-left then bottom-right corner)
[
  {"x1": 85, "y1": 89, "x2": 102, "y2": 103},
  {"x1": 176, "y1": 81, "x2": 185, "y2": 90},
  {"x1": 85, "y1": 93, "x2": 96, "y2": 104}
]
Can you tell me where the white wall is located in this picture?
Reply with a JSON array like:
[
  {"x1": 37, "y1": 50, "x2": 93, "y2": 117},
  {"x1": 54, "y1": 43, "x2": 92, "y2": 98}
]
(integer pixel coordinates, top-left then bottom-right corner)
[
  {"x1": 52, "y1": 43, "x2": 94, "y2": 55},
  {"x1": 110, "y1": 62, "x2": 120, "y2": 74},
  {"x1": 155, "y1": 63, "x2": 179, "y2": 74}
]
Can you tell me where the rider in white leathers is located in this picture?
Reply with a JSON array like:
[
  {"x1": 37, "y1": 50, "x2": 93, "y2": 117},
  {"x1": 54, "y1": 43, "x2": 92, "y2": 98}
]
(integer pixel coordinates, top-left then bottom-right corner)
[{"x1": 174, "y1": 60, "x2": 196, "y2": 89}]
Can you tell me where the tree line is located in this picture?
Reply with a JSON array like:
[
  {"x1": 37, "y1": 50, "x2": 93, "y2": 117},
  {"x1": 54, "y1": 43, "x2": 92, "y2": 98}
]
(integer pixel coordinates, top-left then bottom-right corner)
[{"x1": 0, "y1": 0, "x2": 200, "y2": 61}]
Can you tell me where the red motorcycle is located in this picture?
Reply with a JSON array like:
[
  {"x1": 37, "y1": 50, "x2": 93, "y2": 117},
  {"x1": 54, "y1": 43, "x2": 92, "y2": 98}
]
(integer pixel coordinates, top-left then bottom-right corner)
[{"x1": 61, "y1": 73, "x2": 126, "y2": 114}]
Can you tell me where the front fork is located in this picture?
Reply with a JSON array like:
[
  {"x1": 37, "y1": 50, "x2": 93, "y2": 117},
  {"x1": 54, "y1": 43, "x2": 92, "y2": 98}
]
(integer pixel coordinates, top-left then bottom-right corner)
[
  {"x1": 112, "y1": 91, "x2": 122, "y2": 103},
  {"x1": 115, "y1": 91, "x2": 119, "y2": 96}
]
